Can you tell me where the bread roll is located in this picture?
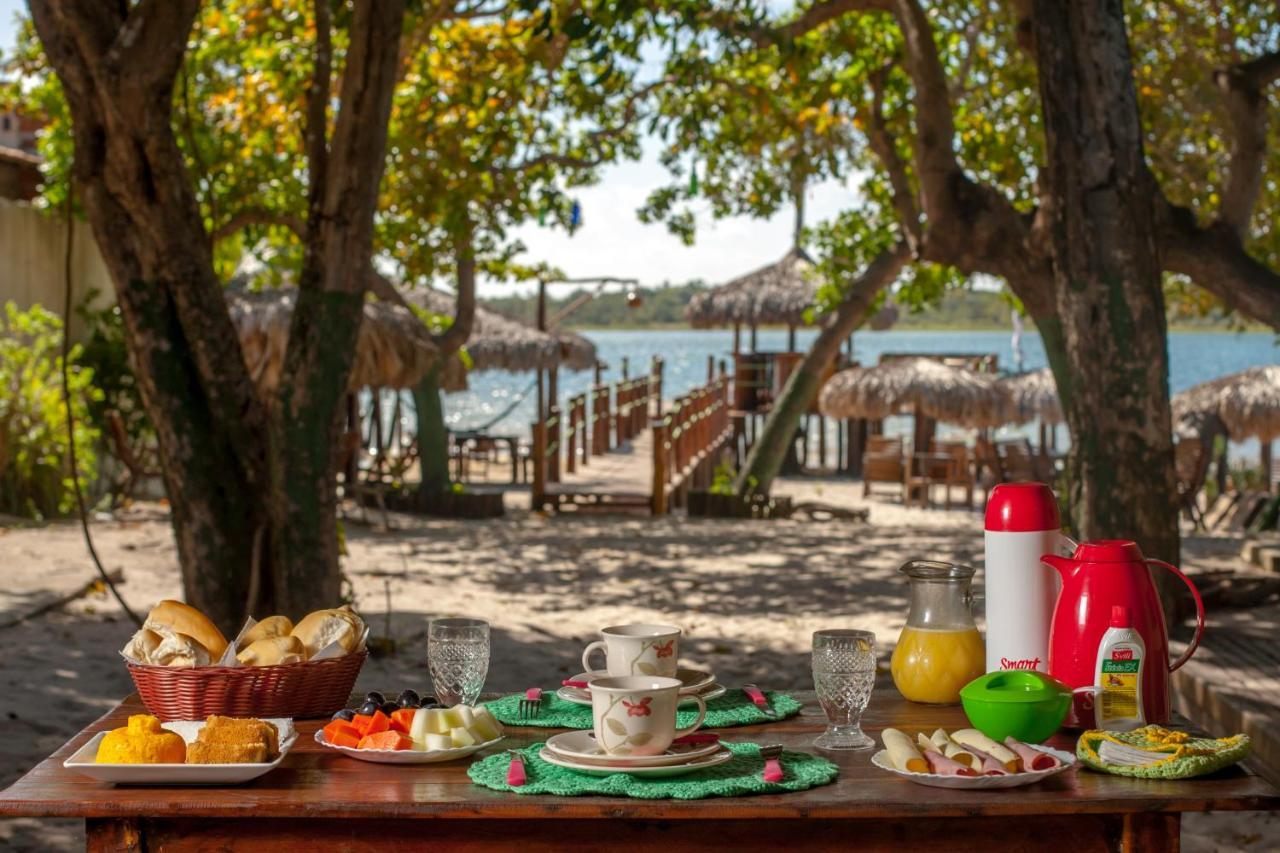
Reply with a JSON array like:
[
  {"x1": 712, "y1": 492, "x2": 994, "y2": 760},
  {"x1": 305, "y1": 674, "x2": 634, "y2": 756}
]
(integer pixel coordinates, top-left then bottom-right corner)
[
  {"x1": 236, "y1": 635, "x2": 306, "y2": 666},
  {"x1": 239, "y1": 615, "x2": 294, "y2": 649},
  {"x1": 149, "y1": 633, "x2": 213, "y2": 667},
  {"x1": 144, "y1": 600, "x2": 229, "y2": 660},
  {"x1": 121, "y1": 628, "x2": 162, "y2": 663},
  {"x1": 291, "y1": 607, "x2": 364, "y2": 658}
]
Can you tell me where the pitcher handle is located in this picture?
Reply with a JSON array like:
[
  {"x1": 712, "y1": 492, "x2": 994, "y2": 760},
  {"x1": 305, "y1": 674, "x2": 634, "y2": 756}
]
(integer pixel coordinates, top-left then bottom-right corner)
[{"x1": 1145, "y1": 559, "x2": 1206, "y2": 672}]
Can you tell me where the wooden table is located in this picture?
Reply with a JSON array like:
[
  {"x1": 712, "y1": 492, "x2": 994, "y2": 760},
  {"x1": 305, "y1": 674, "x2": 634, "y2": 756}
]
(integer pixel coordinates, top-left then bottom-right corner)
[{"x1": 2, "y1": 690, "x2": 1276, "y2": 852}]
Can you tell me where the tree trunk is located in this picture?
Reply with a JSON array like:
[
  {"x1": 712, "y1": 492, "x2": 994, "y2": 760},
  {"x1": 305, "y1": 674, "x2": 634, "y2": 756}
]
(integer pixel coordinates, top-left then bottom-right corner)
[
  {"x1": 735, "y1": 245, "x2": 908, "y2": 496},
  {"x1": 414, "y1": 366, "x2": 451, "y2": 495},
  {"x1": 1030, "y1": 1, "x2": 1181, "y2": 580}
]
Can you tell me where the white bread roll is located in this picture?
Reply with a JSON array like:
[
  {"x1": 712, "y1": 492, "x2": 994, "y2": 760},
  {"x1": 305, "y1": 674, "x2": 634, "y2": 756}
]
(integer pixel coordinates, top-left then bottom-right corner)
[
  {"x1": 143, "y1": 600, "x2": 229, "y2": 661},
  {"x1": 236, "y1": 635, "x2": 306, "y2": 666},
  {"x1": 121, "y1": 628, "x2": 162, "y2": 663},
  {"x1": 149, "y1": 632, "x2": 213, "y2": 667},
  {"x1": 291, "y1": 607, "x2": 364, "y2": 658},
  {"x1": 239, "y1": 615, "x2": 294, "y2": 649}
]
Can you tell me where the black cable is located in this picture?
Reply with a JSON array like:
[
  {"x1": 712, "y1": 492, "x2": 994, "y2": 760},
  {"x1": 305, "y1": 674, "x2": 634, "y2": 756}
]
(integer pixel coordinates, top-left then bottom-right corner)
[{"x1": 60, "y1": 180, "x2": 143, "y2": 629}]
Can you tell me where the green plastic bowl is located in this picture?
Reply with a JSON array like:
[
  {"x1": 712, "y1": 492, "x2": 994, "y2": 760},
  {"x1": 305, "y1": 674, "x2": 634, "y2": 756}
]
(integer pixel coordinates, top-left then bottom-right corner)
[{"x1": 959, "y1": 671, "x2": 1072, "y2": 744}]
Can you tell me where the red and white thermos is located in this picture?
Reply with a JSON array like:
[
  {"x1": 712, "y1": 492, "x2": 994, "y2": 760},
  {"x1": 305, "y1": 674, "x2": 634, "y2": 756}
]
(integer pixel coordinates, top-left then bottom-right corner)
[{"x1": 983, "y1": 483, "x2": 1067, "y2": 673}]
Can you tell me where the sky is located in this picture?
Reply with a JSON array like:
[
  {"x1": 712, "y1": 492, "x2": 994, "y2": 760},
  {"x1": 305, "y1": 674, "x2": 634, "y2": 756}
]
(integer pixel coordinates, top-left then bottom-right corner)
[{"x1": 0, "y1": 3, "x2": 859, "y2": 298}]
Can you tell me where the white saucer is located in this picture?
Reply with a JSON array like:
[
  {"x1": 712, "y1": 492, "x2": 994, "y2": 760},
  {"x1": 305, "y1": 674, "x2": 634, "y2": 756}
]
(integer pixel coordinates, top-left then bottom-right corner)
[
  {"x1": 570, "y1": 668, "x2": 715, "y2": 694},
  {"x1": 545, "y1": 730, "x2": 723, "y2": 767},
  {"x1": 557, "y1": 682, "x2": 727, "y2": 707},
  {"x1": 538, "y1": 745, "x2": 734, "y2": 777}
]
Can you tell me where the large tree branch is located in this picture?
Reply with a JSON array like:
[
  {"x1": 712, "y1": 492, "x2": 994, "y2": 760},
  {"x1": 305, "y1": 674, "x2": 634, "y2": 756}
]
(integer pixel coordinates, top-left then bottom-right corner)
[
  {"x1": 705, "y1": 0, "x2": 890, "y2": 48},
  {"x1": 512, "y1": 78, "x2": 668, "y2": 173},
  {"x1": 866, "y1": 63, "x2": 921, "y2": 251},
  {"x1": 1214, "y1": 49, "x2": 1280, "y2": 238},
  {"x1": 104, "y1": 0, "x2": 199, "y2": 94},
  {"x1": 301, "y1": 0, "x2": 332, "y2": 286},
  {"x1": 1159, "y1": 202, "x2": 1280, "y2": 329},
  {"x1": 210, "y1": 207, "x2": 306, "y2": 243},
  {"x1": 430, "y1": 230, "x2": 477, "y2": 357}
]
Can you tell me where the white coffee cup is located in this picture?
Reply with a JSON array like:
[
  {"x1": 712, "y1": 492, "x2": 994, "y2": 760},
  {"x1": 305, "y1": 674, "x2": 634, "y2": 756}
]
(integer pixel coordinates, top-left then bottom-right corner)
[
  {"x1": 589, "y1": 676, "x2": 708, "y2": 756},
  {"x1": 582, "y1": 624, "x2": 680, "y2": 678}
]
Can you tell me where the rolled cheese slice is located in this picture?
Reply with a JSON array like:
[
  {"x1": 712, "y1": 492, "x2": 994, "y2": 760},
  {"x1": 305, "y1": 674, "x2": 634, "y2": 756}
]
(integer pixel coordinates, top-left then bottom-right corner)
[
  {"x1": 930, "y1": 728, "x2": 951, "y2": 750},
  {"x1": 942, "y1": 740, "x2": 980, "y2": 769},
  {"x1": 881, "y1": 728, "x2": 928, "y2": 773},
  {"x1": 951, "y1": 728, "x2": 1021, "y2": 772}
]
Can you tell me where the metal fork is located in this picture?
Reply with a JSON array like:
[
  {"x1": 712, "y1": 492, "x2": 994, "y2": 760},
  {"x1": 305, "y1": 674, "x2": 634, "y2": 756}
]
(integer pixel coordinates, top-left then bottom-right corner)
[
  {"x1": 517, "y1": 687, "x2": 543, "y2": 720},
  {"x1": 760, "y1": 743, "x2": 785, "y2": 783}
]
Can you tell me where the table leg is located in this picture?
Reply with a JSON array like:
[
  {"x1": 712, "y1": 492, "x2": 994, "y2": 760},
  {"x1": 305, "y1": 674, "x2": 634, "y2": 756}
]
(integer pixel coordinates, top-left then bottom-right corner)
[
  {"x1": 86, "y1": 817, "x2": 142, "y2": 853},
  {"x1": 1122, "y1": 812, "x2": 1180, "y2": 852}
]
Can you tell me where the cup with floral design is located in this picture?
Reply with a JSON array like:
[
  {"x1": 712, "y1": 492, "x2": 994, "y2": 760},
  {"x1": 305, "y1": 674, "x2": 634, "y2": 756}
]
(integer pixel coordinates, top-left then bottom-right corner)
[
  {"x1": 589, "y1": 675, "x2": 708, "y2": 756},
  {"x1": 581, "y1": 624, "x2": 680, "y2": 678}
]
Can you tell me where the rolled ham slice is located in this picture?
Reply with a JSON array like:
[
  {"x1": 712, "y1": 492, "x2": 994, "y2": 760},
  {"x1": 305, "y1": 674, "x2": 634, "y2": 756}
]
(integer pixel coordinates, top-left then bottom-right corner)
[
  {"x1": 923, "y1": 749, "x2": 978, "y2": 777},
  {"x1": 962, "y1": 744, "x2": 1013, "y2": 775},
  {"x1": 1005, "y1": 737, "x2": 1061, "y2": 772}
]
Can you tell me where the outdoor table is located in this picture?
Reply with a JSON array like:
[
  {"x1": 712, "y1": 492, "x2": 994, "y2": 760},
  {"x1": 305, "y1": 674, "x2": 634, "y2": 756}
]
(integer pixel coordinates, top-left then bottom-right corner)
[
  {"x1": 2, "y1": 690, "x2": 1276, "y2": 851},
  {"x1": 451, "y1": 431, "x2": 521, "y2": 483}
]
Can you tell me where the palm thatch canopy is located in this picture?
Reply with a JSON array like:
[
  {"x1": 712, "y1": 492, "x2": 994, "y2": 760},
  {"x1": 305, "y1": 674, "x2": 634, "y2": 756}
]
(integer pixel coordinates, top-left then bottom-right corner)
[
  {"x1": 1173, "y1": 365, "x2": 1280, "y2": 441},
  {"x1": 819, "y1": 356, "x2": 1012, "y2": 428},
  {"x1": 998, "y1": 368, "x2": 1063, "y2": 425},
  {"x1": 686, "y1": 248, "x2": 819, "y2": 328},
  {"x1": 227, "y1": 289, "x2": 467, "y2": 393},
  {"x1": 407, "y1": 289, "x2": 597, "y2": 373}
]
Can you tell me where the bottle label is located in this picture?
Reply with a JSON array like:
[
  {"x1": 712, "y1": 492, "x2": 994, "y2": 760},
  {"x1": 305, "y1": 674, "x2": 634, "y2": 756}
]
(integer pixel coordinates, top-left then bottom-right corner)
[{"x1": 1099, "y1": 657, "x2": 1140, "y2": 719}]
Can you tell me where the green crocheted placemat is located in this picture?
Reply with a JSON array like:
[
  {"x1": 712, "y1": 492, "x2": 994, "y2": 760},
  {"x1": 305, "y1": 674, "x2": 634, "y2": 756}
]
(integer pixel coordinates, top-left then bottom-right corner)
[
  {"x1": 1076, "y1": 726, "x2": 1252, "y2": 779},
  {"x1": 484, "y1": 690, "x2": 803, "y2": 729},
  {"x1": 469, "y1": 741, "x2": 838, "y2": 798}
]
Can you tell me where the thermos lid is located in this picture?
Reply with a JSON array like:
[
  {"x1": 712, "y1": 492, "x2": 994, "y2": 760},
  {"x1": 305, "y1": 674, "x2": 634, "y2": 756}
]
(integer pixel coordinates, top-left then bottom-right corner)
[
  {"x1": 1073, "y1": 539, "x2": 1144, "y2": 563},
  {"x1": 1110, "y1": 605, "x2": 1131, "y2": 627},
  {"x1": 984, "y1": 483, "x2": 1061, "y2": 532}
]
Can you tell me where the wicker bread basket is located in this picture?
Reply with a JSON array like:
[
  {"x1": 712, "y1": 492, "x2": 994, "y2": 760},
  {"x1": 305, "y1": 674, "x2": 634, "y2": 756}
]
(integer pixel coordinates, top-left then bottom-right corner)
[{"x1": 127, "y1": 650, "x2": 367, "y2": 721}]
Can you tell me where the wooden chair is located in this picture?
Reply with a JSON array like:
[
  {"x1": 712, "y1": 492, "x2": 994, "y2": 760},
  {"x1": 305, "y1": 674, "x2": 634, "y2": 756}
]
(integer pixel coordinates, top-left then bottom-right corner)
[
  {"x1": 934, "y1": 440, "x2": 975, "y2": 509},
  {"x1": 862, "y1": 435, "x2": 906, "y2": 500},
  {"x1": 996, "y1": 439, "x2": 1038, "y2": 483},
  {"x1": 1174, "y1": 437, "x2": 1209, "y2": 529}
]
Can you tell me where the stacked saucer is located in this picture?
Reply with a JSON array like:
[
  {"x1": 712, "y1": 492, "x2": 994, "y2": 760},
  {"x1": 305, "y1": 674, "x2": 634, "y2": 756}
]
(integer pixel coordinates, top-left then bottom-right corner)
[
  {"x1": 556, "y1": 667, "x2": 726, "y2": 707},
  {"x1": 539, "y1": 730, "x2": 733, "y2": 778}
]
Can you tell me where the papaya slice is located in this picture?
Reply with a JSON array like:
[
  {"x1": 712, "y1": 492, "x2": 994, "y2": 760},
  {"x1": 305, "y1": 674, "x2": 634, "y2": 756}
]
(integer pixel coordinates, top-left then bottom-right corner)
[
  {"x1": 324, "y1": 720, "x2": 361, "y2": 745},
  {"x1": 358, "y1": 730, "x2": 412, "y2": 751},
  {"x1": 390, "y1": 709, "x2": 415, "y2": 735},
  {"x1": 363, "y1": 710, "x2": 391, "y2": 737}
]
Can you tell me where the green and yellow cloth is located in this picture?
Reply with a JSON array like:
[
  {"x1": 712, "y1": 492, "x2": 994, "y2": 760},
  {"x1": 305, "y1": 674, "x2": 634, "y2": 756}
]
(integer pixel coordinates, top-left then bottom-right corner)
[{"x1": 1076, "y1": 725, "x2": 1251, "y2": 779}]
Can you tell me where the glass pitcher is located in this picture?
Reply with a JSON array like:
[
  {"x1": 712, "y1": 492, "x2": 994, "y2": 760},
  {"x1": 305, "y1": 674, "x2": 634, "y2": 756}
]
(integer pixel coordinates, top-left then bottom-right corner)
[{"x1": 890, "y1": 560, "x2": 985, "y2": 705}]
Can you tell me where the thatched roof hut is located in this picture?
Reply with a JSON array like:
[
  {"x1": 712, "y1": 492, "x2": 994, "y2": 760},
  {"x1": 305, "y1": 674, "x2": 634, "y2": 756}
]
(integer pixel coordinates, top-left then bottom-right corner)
[
  {"x1": 227, "y1": 289, "x2": 467, "y2": 393},
  {"x1": 407, "y1": 289, "x2": 597, "y2": 373},
  {"x1": 819, "y1": 356, "x2": 1012, "y2": 427},
  {"x1": 1173, "y1": 365, "x2": 1280, "y2": 441},
  {"x1": 686, "y1": 248, "x2": 818, "y2": 329},
  {"x1": 998, "y1": 367, "x2": 1062, "y2": 425}
]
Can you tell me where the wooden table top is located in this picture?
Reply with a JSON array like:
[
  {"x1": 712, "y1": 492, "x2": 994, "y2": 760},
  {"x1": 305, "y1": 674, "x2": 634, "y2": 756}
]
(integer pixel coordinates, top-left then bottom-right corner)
[{"x1": 2, "y1": 689, "x2": 1276, "y2": 822}]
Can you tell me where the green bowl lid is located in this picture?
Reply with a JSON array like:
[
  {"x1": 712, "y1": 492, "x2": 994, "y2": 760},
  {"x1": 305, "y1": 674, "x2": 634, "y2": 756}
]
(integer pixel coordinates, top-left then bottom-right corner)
[{"x1": 959, "y1": 670, "x2": 1071, "y2": 703}]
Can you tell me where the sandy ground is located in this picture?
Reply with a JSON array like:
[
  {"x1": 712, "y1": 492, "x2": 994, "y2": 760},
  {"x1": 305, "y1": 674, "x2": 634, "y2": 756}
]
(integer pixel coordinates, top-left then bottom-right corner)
[{"x1": 0, "y1": 478, "x2": 1276, "y2": 850}]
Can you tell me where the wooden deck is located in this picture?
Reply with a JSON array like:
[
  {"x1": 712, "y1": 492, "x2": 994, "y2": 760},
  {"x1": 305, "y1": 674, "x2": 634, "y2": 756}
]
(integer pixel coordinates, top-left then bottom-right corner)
[{"x1": 546, "y1": 431, "x2": 654, "y2": 513}]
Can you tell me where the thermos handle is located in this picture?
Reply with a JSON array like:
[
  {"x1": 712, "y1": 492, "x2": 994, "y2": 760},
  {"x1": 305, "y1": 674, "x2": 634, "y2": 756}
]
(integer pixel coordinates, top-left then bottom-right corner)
[{"x1": 1145, "y1": 559, "x2": 1206, "y2": 672}]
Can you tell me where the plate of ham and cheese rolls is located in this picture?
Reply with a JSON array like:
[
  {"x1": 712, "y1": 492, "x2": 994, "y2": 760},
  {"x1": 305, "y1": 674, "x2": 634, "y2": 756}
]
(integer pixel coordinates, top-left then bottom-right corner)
[{"x1": 872, "y1": 727, "x2": 1076, "y2": 789}]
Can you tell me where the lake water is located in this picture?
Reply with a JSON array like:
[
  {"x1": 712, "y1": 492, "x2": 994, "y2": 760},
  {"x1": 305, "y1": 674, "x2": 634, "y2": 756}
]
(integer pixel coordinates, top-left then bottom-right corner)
[{"x1": 431, "y1": 329, "x2": 1278, "y2": 459}]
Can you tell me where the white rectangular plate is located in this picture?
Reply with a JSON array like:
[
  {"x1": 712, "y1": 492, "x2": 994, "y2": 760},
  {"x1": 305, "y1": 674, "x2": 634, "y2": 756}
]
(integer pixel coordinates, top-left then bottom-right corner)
[{"x1": 64, "y1": 718, "x2": 297, "y2": 786}]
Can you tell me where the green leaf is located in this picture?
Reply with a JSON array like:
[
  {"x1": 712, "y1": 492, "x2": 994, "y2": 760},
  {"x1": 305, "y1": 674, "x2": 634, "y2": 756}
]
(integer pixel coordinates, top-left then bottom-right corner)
[{"x1": 606, "y1": 717, "x2": 628, "y2": 736}]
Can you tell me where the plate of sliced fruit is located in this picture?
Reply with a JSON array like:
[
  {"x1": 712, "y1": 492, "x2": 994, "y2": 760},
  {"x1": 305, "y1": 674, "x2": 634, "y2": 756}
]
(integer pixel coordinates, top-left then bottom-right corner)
[
  {"x1": 318, "y1": 690, "x2": 504, "y2": 764},
  {"x1": 872, "y1": 727, "x2": 1076, "y2": 789}
]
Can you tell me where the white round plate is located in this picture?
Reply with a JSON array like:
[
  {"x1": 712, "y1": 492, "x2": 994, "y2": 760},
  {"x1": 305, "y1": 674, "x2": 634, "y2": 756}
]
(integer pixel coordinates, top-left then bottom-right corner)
[
  {"x1": 545, "y1": 730, "x2": 723, "y2": 767},
  {"x1": 570, "y1": 668, "x2": 715, "y2": 694},
  {"x1": 64, "y1": 719, "x2": 297, "y2": 786},
  {"x1": 314, "y1": 729, "x2": 504, "y2": 764},
  {"x1": 557, "y1": 682, "x2": 726, "y2": 707},
  {"x1": 871, "y1": 745, "x2": 1076, "y2": 789},
  {"x1": 537, "y1": 746, "x2": 734, "y2": 777}
]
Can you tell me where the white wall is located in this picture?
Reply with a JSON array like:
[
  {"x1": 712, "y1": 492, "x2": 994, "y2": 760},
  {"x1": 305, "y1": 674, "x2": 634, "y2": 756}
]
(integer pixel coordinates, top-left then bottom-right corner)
[{"x1": 0, "y1": 198, "x2": 115, "y2": 340}]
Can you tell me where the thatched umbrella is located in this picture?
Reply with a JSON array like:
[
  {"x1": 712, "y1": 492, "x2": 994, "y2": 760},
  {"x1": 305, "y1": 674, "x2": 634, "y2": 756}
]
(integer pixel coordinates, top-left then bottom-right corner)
[
  {"x1": 998, "y1": 368, "x2": 1062, "y2": 425},
  {"x1": 226, "y1": 289, "x2": 467, "y2": 393},
  {"x1": 819, "y1": 357, "x2": 1012, "y2": 429},
  {"x1": 686, "y1": 248, "x2": 818, "y2": 332},
  {"x1": 1173, "y1": 365, "x2": 1280, "y2": 442},
  {"x1": 407, "y1": 289, "x2": 597, "y2": 373}
]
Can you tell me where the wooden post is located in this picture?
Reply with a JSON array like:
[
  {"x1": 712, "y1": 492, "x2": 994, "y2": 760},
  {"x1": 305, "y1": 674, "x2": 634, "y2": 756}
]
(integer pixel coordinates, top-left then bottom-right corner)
[
  {"x1": 733, "y1": 323, "x2": 741, "y2": 354},
  {"x1": 549, "y1": 364, "x2": 559, "y2": 412},
  {"x1": 652, "y1": 356, "x2": 664, "y2": 418},
  {"x1": 707, "y1": 355, "x2": 715, "y2": 382},
  {"x1": 531, "y1": 418, "x2": 546, "y2": 510},
  {"x1": 536, "y1": 280, "x2": 547, "y2": 422},
  {"x1": 750, "y1": 324, "x2": 758, "y2": 352},
  {"x1": 566, "y1": 399, "x2": 577, "y2": 474},
  {"x1": 594, "y1": 360, "x2": 604, "y2": 385},
  {"x1": 1263, "y1": 439, "x2": 1274, "y2": 491},
  {"x1": 621, "y1": 357, "x2": 629, "y2": 380},
  {"x1": 652, "y1": 420, "x2": 669, "y2": 515},
  {"x1": 818, "y1": 414, "x2": 827, "y2": 469},
  {"x1": 548, "y1": 406, "x2": 561, "y2": 484},
  {"x1": 787, "y1": 324, "x2": 796, "y2": 353},
  {"x1": 344, "y1": 393, "x2": 359, "y2": 486}
]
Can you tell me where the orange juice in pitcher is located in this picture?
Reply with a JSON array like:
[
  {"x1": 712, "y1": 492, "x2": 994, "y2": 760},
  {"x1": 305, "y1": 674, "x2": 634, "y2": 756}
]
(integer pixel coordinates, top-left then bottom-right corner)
[{"x1": 890, "y1": 561, "x2": 985, "y2": 705}]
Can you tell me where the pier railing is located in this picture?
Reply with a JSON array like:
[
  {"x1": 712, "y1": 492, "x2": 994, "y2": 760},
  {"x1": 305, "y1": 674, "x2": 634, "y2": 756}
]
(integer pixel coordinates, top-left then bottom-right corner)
[
  {"x1": 651, "y1": 372, "x2": 733, "y2": 515},
  {"x1": 532, "y1": 357, "x2": 664, "y2": 510}
]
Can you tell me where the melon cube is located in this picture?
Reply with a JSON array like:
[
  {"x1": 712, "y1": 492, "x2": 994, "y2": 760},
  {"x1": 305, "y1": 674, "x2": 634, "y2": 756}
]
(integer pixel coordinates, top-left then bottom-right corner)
[
  {"x1": 456, "y1": 705, "x2": 476, "y2": 728},
  {"x1": 470, "y1": 707, "x2": 502, "y2": 742},
  {"x1": 450, "y1": 726, "x2": 477, "y2": 748},
  {"x1": 423, "y1": 733, "x2": 453, "y2": 752},
  {"x1": 409, "y1": 708, "x2": 432, "y2": 744},
  {"x1": 421, "y1": 708, "x2": 451, "y2": 735},
  {"x1": 441, "y1": 706, "x2": 466, "y2": 730}
]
